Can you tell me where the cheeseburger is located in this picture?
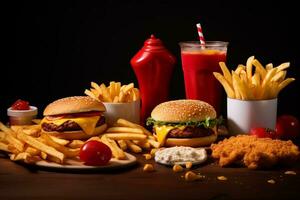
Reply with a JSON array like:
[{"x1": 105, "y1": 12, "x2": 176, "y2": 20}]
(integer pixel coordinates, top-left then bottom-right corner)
[
  {"x1": 147, "y1": 100, "x2": 219, "y2": 147},
  {"x1": 41, "y1": 96, "x2": 107, "y2": 140}
]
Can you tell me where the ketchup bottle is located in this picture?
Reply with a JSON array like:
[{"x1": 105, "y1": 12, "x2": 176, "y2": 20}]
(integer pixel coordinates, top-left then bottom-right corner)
[{"x1": 131, "y1": 35, "x2": 176, "y2": 124}]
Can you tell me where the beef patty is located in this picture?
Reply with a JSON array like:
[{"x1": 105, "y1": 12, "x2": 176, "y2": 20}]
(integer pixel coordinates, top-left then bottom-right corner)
[
  {"x1": 154, "y1": 126, "x2": 214, "y2": 138},
  {"x1": 42, "y1": 116, "x2": 105, "y2": 132}
]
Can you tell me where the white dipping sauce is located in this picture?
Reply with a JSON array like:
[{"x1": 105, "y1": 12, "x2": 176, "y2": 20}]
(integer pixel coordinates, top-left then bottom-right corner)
[{"x1": 154, "y1": 146, "x2": 207, "y2": 165}]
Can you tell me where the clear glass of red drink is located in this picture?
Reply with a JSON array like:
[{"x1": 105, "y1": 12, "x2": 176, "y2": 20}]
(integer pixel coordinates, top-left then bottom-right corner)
[{"x1": 179, "y1": 41, "x2": 228, "y2": 114}]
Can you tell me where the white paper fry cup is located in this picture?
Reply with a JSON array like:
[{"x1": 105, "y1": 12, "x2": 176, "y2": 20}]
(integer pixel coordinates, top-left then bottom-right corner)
[
  {"x1": 103, "y1": 100, "x2": 140, "y2": 126},
  {"x1": 227, "y1": 98, "x2": 277, "y2": 135}
]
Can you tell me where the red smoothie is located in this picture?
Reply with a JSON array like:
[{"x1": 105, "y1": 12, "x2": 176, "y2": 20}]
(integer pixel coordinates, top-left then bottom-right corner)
[{"x1": 180, "y1": 42, "x2": 228, "y2": 114}]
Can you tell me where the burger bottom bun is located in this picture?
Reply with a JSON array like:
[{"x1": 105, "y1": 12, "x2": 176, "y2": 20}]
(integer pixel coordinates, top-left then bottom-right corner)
[
  {"x1": 165, "y1": 134, "x2": 217, "y2": 147},
  {"x1": 41, "y1": 124, "x2": 107, "y2": 140}
]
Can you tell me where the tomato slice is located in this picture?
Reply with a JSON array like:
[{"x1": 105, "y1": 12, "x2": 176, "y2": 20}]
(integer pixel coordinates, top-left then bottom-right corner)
[{"x1": 79, "y1": 141, "x2": 112, "y2": 166}]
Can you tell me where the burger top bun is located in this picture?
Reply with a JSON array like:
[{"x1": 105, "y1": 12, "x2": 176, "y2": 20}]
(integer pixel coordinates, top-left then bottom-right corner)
[
  {"x1": 43, "y1": 96, "x2": 106, "y2": 116},
  {"x1": 151, "y1": 99, "x2": 216, "y2": 122}
]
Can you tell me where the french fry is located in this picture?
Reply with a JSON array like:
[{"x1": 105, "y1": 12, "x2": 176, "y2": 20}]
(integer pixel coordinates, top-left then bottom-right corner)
[
  {"x1": 262, "y1": 68, "x2": 277, "y2": 88},
  {"x1": 7, "y1": 144, "x2": 19, "y2": 154},
  {"x1": 116, "y1": 118, "x2": 152, "y2": 136},
  {"x1": 232, "y1": 72, "x2": 241, "y2": 99},
  {"x1": 0, "y1": 142, "x2": 10, "y2": 152},
  {"x1": 113, "y1": 96, "x2": 119, "y2": 103},
  {"x1": 41, "y1": 134, "x2": 79, "y2": 158},
  {"x1": 106, "y1": 127, "x2": 144, "y2": 134},
  {"x1": 266, "y1": 63, "x2": 273, "y2": 71},
  {"x1": 87, "y1": 136, "x2": 102, "y2": 142},
  {"x1": 40, "y1": 151, "x2": 48, "y2": 160},
  {"x1": 246, "y1": 56, "x2": 254, "y2": 81},
  {"x1": 5, "y1": 133, "x2": 25, "y2": 152},
  {"x1": 132, "y1": 88, "x2": 140, "y2": 101},
  {"x1": 271, "y1": 71, "x2": 286, "y2": 82},
  {"x1": 122, "y1": 83, "x2": 134, "y2": 94},
  {"x1": 101, "y1": 135, "x2": 127, "y2": 160},
  {"x1": 148, "y1": 138, "x2": 160, "y2": 148},
  {"x1": 105, "y1": 133, "x2": 147, "y2": 140},
  {"x1": 278, "y1": 78, "x2": 295, "y2": 92},
  {"x1": 125, "y1": 140, "x2": 142, "y2": 153},
  {"x1": 11, "y1": 125, "x2": 41, "y2": 137},
  {"x1": 252, "y1": 59, "x2": 267, "y2": 79},
  {"x1": 118, "y1": 91, "x2": 125, "y2": 102},
  {"x1": 25, "y1": 146, "x2": 41, "y2": 156},
  {"x1": 68, "y1": 140, "x2": 84, "y2": 149},
  {"x1": 109, "y1": 81, "x2": 116, "y2": 100},
  {"x1": 232, "y1": 72, "x2": 248, "y2": 100},
  {"x1": 235, "y1": 64, "x2": 245, "y2": 75},
  {"x1": 49, "y1": 136, "x2": 70, "y2": 146},
  {"x1": 100, "y1": 84, "x2": 112, "y2": 102},
  {"x1": 47, "y1": 155, "x2": 62, "y2": 164},
  {"x1": 0, "y1": 131, "x2": 5, "y2": 141},
  {"x1": 117, "y1": 140, "x2": 127, "y2": 150},
  {"x1": 11, "y1": 152, "x2": 41, "y2": 164},
  {"x1": 213, "y1": 72, "x2": 235, "y2": 98},
  {"x1": 0, "y1": 122, "x2": 17, "y2": 137},
  {"x1": 132, "y1": 140, "x2": 150, "y2": 150},
  {"x1": 84, "y1": 89, "x2": 99, "y2": 101},
  {"x1": 276, "y1": 62, "x2": 290, "y2": 72},
  {"x1": 17, "y1": 131, "x2": 64, "y2": 163},
  {"x1": 219, "y1": 62, "x2": 232, "y2": 85}
]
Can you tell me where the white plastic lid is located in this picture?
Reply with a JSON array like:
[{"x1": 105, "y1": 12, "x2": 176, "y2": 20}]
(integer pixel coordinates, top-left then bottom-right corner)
[{"x1": 7, "y1": 106, "x2": 38, "y2": 117}]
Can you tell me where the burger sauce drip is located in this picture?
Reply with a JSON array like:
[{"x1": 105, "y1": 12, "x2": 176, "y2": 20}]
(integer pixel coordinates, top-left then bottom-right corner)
[{"x1": 131, "y1": 35, "x2": 176, "y2": 124}]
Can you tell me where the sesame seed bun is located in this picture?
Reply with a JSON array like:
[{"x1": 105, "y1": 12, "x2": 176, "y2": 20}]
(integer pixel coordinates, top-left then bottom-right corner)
[
  {"x1": 43, "y1": 96, "x2": 106, "y2": 116},
  {"x1": 151, "y1": 99, "x2": 216, "y2": 122}
]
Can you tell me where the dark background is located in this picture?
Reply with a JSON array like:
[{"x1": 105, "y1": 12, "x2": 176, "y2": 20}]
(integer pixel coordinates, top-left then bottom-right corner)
[{"x1": 3, "y1": 0, "x2": 299, "y2": 121}]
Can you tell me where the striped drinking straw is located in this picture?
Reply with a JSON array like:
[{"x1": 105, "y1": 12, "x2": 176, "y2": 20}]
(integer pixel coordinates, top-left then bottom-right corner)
[{"x1": 196, "y1": 23, "x2": 206, "y2": 45}]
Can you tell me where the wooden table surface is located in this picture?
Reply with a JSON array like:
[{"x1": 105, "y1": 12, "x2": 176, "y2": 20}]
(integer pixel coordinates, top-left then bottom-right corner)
[{"x1": 0, "y1": 152, "x2": 299, "y2": 200}]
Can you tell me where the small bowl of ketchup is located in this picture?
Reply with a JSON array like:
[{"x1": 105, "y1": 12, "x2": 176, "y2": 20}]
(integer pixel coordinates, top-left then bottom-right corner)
[{"x1": 7, "y1": 99, "x2": 38, "y2": 125}]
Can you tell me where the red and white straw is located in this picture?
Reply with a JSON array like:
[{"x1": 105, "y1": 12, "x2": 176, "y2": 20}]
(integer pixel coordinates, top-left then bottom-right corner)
[{"x1": 196, "y1": 23, "x2": 206, "y2": 45}]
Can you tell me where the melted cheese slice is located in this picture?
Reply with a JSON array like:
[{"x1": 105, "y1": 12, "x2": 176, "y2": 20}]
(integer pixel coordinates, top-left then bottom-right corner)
[
  {"x1": 154, "y1": 125, "x2": 186, "y2": 146},
  {"x1": 42, "y1": 116, "x2": 100, "y2": 135}
]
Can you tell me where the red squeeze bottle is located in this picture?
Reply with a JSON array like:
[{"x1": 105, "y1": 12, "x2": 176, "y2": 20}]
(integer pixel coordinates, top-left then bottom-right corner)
[{"x1": 131, "y1": 35, "x2": 176, "y2": 124}]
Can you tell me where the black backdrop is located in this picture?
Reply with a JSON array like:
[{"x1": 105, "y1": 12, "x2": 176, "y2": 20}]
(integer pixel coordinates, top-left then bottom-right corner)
[{"x1": 3, "y1": 0, "x2": 299, "y2": 121}]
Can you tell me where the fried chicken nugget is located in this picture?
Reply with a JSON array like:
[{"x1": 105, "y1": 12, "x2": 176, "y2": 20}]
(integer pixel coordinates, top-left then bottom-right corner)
[{"x1": 211, "y1": 135, "x2": 300, "y2": 169}]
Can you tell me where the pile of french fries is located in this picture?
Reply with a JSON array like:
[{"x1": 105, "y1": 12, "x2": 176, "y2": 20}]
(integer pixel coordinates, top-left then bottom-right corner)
[
  {"x1": 0, "y1": 118, "x2": 158, "y2": 164},
  {"x1": 92, "y1": 118, "x2": 160, "y2": 159},
  {"x1": 85, "y1": 81, "x2": 140, "y2": 103},
  {"x1": 213, "y1": 56, "x2": 295, "y2": 100}
]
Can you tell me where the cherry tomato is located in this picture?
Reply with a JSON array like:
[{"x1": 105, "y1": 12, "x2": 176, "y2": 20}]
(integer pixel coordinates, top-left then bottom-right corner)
[
  {"x1": 250, "y1": 127, "x2": 277, "y2": 139},
  {"x1": 276, "y1": 115, "x2": 300, "y2": 139},
  {"x1": 79, "y1": 141, "x2": 112, "y2": 166},
  {"x1": 11, "y1": 99, "x2": 30, "y2": 110}
]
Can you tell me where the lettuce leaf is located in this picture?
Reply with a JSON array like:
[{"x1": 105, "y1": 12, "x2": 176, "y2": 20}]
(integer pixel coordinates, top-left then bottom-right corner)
[{"x1": 146, "y1": 116, "x2": 223, "y2": 129}]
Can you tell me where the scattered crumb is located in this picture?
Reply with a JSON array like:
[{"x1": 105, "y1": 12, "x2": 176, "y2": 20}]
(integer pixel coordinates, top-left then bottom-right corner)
[
  {"x1": 143, "y1": 154, "x2": 152, "y2": 160},
  {"x1": 267, "y1": 179, "x2": 276, "y2": 184},
  {"x1": 185, "y1": 161, "x2": 193, "y2": 169},
  {"x1": 217, "y1": 176, "x2": 228, "y2": 181},
  {"x1": 284, "y1": 171, "x2": 297, "y2": 175},
  {"x1": 173, "y1": 164, "x2": 183, "y2": 173},
  {"x1": 184, "y1": 171, "x2": 204, "y2": 182},
  {"x1": 143, "y1": 164, "x2": 154, "y2": 172}
]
